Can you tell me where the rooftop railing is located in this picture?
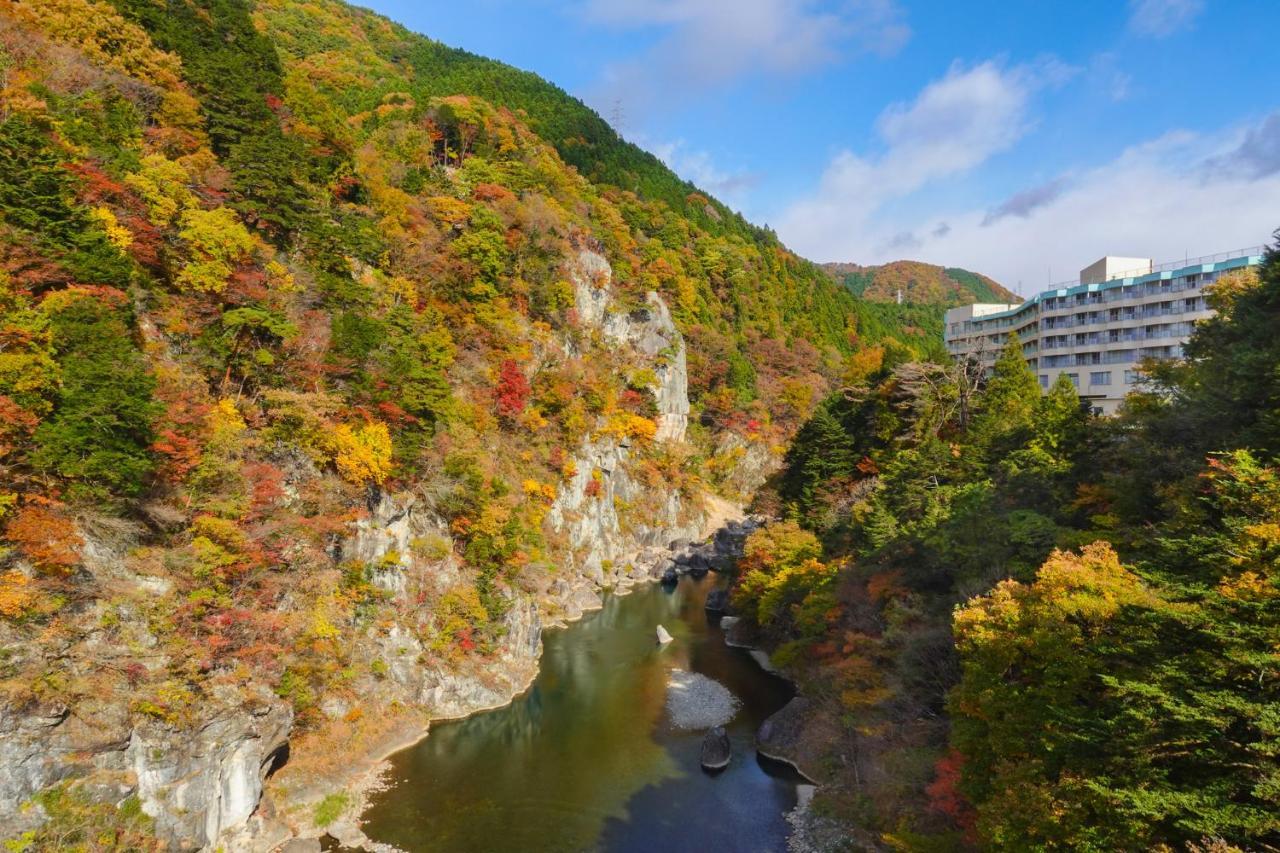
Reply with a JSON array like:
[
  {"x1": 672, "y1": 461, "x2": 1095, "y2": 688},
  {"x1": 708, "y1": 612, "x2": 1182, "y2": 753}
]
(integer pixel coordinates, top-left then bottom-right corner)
[{"x1": 1043, "y1": 245, "x2": 1266, "y2": 291}]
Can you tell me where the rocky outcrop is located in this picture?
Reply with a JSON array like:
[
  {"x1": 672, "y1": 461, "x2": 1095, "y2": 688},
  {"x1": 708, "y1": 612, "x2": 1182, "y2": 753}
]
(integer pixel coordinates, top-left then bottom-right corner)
[
  {"x1": 669, "y1": 516, "x2": 762, "y2": 576},
  {"x1": 756, "y1": 697, "x2": 821, "y2": 783},
  {"x1": 0, "y1": 686, "x2": 290, "y2": 852},
  {"x1": 127, "y1": 687, "x2": 292, "y2": 850},
  {"x1": 704, "y1": 588, "x2": 729, "y2": 613},
  {"x1": 700, "y1": 726, "x2": 732, "y2": 770},
  {"x1": 546, "y1": 248, "x2": 704, "y2": 589},
  {"x1": 0, "y1": 247, "x2": 747, "y2": 852}
]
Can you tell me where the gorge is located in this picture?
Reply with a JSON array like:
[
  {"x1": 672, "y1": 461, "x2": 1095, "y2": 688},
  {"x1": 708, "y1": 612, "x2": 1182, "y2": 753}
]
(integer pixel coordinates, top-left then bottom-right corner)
[{"x1": 0, "y1": 0, "x2": 1277, "y2": 851}]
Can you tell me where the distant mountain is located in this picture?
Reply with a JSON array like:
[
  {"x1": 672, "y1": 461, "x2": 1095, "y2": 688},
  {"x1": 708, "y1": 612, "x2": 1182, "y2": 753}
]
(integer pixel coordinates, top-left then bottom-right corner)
[{"x1": 823, "y1": 260, "x2": 1019, "y2": 307}]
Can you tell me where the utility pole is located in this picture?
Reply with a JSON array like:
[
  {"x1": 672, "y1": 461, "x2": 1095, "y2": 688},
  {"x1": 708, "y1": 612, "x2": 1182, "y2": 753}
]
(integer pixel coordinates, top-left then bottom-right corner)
[{"x1": 610, "y1": 99, "x2": 625, "y2": 136}]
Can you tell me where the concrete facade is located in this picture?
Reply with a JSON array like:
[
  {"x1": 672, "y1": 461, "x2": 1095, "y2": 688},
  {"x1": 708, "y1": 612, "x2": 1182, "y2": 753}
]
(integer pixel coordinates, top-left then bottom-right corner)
[{"x1": 944, "y1": 248, "x2": 1266, "y2": 415}]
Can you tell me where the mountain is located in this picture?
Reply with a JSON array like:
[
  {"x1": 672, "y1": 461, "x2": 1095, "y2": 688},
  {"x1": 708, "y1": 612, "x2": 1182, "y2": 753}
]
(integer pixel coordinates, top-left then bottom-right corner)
[
  {"x1": 824, "y1": 259, "x2": 1019, "y2": 306},
  {"x1": 0, "y1": 0, "x2": 940, "y2": 848}
]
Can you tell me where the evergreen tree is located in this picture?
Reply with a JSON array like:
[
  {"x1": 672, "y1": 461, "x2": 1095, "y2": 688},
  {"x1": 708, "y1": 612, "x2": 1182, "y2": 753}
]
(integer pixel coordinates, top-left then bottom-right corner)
[{"x1": 31, "y1": 290, "x2": 158, "y2": 501}]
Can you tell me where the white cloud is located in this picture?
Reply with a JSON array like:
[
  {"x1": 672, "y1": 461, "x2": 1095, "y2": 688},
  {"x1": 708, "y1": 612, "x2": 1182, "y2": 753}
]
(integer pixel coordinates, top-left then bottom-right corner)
[
  {"x1": 583, "y1": 0, "x2": 910, "y2": 114},
  {"x1": 647, "y1": 138, "x2": 760, "y2": 201},
  {"x1": 776, "y1": 112, "x2": 1280, "y2": 295},
  {"x1": 777, "y1": 58, "x2": 1071, "y2": 258},
  {"x1": 1128, "y1": 0, "x2": 1204, "y2": 38}
]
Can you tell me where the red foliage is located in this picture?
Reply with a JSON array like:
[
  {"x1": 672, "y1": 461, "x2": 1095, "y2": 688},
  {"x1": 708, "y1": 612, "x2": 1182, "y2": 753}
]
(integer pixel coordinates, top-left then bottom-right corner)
[
  {"x1": 0, "y1": 394, "x2": 39, "y2": 459},
  {"x1": 472, "y1": 183, "x2": 513, "y2": 202},
  {"x1": 243, "y1": 462, "x2": 286, "y2": 519},
  {"x1": 4, "y1": 504, "x2": 82, "y2": 574},
  {"x1": 331, "y1": 174, "x2": 361, "y2": 202},
  {"x1": 925, "y1": 749, "x2": 977, "y2": 837},
  {"x1": 494, "y1": 359, "x2": 530, "y2": 421},
  {"x1": 619, "y1": 389, "x2": 646, "y2": 412}
]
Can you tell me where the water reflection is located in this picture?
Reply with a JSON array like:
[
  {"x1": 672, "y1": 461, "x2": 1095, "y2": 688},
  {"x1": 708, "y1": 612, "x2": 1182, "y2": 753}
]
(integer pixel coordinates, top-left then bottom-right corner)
[{"x1": 360, "y1": 576, "x2": 800, "y2": 852}]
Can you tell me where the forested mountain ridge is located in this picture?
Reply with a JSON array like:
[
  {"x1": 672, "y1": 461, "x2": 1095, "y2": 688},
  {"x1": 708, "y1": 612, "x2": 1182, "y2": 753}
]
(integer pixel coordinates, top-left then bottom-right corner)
[
  {"x1": 0, "y1": 0, "x2": 937, "y2": 848},
  {"x1": 824, "y1": 259, "x2": 1018, "y2": 306}
]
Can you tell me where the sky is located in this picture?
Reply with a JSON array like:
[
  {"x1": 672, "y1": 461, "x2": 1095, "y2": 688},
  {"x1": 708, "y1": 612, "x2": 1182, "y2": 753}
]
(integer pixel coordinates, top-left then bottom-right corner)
[{"x1": 362, "y1": 0, "x2": 1280, "y2": 295}]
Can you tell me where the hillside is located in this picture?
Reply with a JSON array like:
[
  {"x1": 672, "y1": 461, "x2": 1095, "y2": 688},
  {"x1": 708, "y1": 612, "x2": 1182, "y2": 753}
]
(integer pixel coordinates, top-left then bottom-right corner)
[
  {"x1": 0, "y1": 0, "x2": 939, "y2": 849},
  {"x1": 824, "y1": 259, "x2": 1019, "y2": 306}
]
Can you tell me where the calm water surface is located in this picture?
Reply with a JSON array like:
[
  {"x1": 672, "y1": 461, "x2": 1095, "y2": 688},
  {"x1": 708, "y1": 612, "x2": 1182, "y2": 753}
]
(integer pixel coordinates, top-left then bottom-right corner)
[{"x1": 359, "y1": 576, "x2": 801, "y2": 852}]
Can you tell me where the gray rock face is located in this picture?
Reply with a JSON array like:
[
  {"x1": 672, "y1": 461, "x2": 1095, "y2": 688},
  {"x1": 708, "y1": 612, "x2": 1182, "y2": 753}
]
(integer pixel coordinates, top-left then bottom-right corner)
[
  {"x1": 705, "y1": 588, "x2": 730, "y2": 613},
  {"x1": 546, "y1": 248, "x2": 705, "y2": 585},
  {"x1": 756, "y1": 696, "x2": 817, "y2": 781},
  {"x1": 656, "y1": 625, "x2": 674, "y2": 645},
  {"x1": 128, "y1": 686, "x2": 292, "y2": 850},
  {"x1": 700, "y1": 726, "x2": 732, "y2": 770},
  {"x1": 0, "y1": 686, "x2": 290, "y2": 851}
]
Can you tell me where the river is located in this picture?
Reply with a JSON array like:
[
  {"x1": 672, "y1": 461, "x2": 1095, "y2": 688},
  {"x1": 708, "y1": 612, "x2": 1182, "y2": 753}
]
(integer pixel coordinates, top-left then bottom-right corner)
[{"x1": 357, "y1": 575, "x2": 803, "y2": 852}]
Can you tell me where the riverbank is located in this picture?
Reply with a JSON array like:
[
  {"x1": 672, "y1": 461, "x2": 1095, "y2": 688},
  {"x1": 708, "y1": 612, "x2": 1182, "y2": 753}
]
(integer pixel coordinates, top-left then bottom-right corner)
[
  {"x1": 266, "y1": 502, "x2": 754, "y2": 851},
  {"x1": 356, "y1": 572, "x2": 802, "y2": 853}
]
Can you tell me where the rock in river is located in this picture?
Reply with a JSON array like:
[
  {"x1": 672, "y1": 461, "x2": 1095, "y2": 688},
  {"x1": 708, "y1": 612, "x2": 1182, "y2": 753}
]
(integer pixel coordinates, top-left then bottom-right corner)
[
  {"x1": 666, "y1": 669, "x2": 740, "y2": 729},
  {"x1": 700, "y1": 726, "x2": 732, "y2": 770},
  {"x1": 704, "y1": 588, "x2": 729, "y2": 612},
  {"x1": 656, "y1": 624, "x2": 674, "y2": 644}
]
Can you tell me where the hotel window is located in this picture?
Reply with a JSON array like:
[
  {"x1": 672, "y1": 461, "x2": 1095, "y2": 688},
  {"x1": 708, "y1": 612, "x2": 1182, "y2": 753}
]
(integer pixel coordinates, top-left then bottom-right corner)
[
  {"x1": 1124, "y1": 369, "x2": 1141, "y2": 384},
  {"x1": 1039, "y1": 374, "x2": 1048, "y2": 389},
  {"x1": 1066, "y1": 373, "x2": 1079, "y2": 388},
  {"x1": 1090, "y1": 371, "x2": 1112, "y2": 386}
]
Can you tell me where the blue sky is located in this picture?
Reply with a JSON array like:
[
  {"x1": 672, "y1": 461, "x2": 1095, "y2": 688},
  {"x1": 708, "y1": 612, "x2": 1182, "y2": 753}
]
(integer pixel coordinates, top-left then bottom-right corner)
[{"x1": 362, "y1": 0, "x2": 1280, "y2": 293}]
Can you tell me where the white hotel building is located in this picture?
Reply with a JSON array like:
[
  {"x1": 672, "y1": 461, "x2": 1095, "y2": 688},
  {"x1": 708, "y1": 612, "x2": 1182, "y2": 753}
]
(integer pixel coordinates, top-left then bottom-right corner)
[{"x1": 943, "y1": 248, "x2": 1266, "y2": 415}]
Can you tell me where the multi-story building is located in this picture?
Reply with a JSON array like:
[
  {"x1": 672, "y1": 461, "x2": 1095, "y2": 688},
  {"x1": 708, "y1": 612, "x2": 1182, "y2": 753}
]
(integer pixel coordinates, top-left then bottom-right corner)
[{"x1": 944, "y1": 248, "x2": 1266, "y2": 414}]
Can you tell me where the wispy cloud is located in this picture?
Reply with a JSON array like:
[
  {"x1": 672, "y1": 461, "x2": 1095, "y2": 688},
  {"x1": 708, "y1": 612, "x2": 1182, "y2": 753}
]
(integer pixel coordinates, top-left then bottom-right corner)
[
  {"x1": 583, "y1": 0, "x2": 910, "y2": 115},
  {"x1": 647, "y1": 138, "x2": 761, "y2": 201},
  {"x1": 777, "y1": 57, "x2": 1074, "y2": 257},
  {"x1": 776, "y1": 112, "x2": 1280, "y2": 292},
  {"x1": 1128, "y1": 0, "x2": 1204, "y2": 38},
  {"x1": 982, "y1": 177, "x2": 1070, "y2": 226},
  {"x1": 1203, "y1": 112, "x2": 1280, "y2": 180}
]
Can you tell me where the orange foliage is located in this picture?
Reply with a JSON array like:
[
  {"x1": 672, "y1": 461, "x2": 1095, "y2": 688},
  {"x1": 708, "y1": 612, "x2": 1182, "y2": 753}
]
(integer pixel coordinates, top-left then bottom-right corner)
[
  {"x1": 0, "y1": 570, "x2": 35, "y2": 618},
  {"x1": 4, "y1": 505, "x2": 82, "y2": 573}
]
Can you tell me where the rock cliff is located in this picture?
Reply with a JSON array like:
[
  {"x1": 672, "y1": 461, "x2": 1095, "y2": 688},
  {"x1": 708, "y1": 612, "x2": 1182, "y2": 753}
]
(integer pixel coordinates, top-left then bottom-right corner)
[{"x1": 0, "y1": 245, "x2": 729, "y2": 852}]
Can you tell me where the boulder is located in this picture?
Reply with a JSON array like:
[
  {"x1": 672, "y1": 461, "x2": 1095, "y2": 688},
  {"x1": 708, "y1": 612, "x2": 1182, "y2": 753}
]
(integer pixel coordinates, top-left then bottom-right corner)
[
  {"x1": 278, "y1": 838, "x2": 322, "y2": 853},
  {"x1": 756, "y1": 696, "x2": 820, "y2": 782},
  {"x1": 700, "y1": 726, "x2": 732, "y2": 770},
  {"x1": 660, "y1": 565, "x2": 679, "y2": 586},
  {"x1": 704, "y1": 588, "x2": 729, "y2": 612},
  {"x1": 656, "y1": 625, "x2": 674, "y2": 644}
]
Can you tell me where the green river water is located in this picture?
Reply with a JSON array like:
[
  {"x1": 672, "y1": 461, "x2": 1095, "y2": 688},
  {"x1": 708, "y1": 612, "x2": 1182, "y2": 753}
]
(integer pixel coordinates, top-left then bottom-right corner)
[{"x1": 357, "y1": 575, "x2": 803, "y2": 852}]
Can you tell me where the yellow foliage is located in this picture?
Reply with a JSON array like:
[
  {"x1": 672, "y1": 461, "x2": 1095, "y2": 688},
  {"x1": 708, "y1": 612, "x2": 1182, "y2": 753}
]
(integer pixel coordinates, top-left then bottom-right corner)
[
  {"x1": 522, "y1": 479, "x2": 557, "y2": 503},
  {"x1": 11, "y1": 0, "x2": 188, "y2": 90},
  {"x1": 87, "y1": 207, "x2": 132, "y2": 251},
  {"x1": 125, "y1": 154, "x2": 194, "y2": 225},
  {"x1": 0, "y1": 570, "x2": 35, "y2": 619},
  {"x1": 427, "y1": 196, "x2": 472, "y2": 226},
  {"x1": 332, "y1": 421, "x2": 393, "y2": 485},
  {"x1": 519, "y1": 405, "x2": 549, "y2": 431},
  {"x1": 265, "y1": 260, "x2": 298, "y2": 293},
  {"x1": 176, "y1": 207, "x2": 258, "y2": 294},
  {"x1": 598, "y1": 413, "x2": 658, "y2": 444},
  {"x1": 207, "y1": 398, "x2": 247, "y2": 449}
]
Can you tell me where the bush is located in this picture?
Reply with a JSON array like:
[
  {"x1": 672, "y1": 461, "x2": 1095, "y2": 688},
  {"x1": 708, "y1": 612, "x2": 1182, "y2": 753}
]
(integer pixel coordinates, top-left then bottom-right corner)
[{"x1": 313, "y1": 792, "x2": 349, "y2": 828}]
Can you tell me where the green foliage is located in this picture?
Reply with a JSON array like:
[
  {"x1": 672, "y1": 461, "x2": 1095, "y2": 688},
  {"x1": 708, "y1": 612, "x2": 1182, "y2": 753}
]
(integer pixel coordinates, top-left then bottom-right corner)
[
  {"x1": 313, "y1": 791, "x2": 349, "y2": 828},
  {"x1": 31, "y1": 290, "x2": 157, "y2": 501},
  {"x1": 17, "y1": 784, "x2": 159, "y2": 851},
  {"x1": 106, "y1": 0, "x2": 285, "y2": 155}
]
